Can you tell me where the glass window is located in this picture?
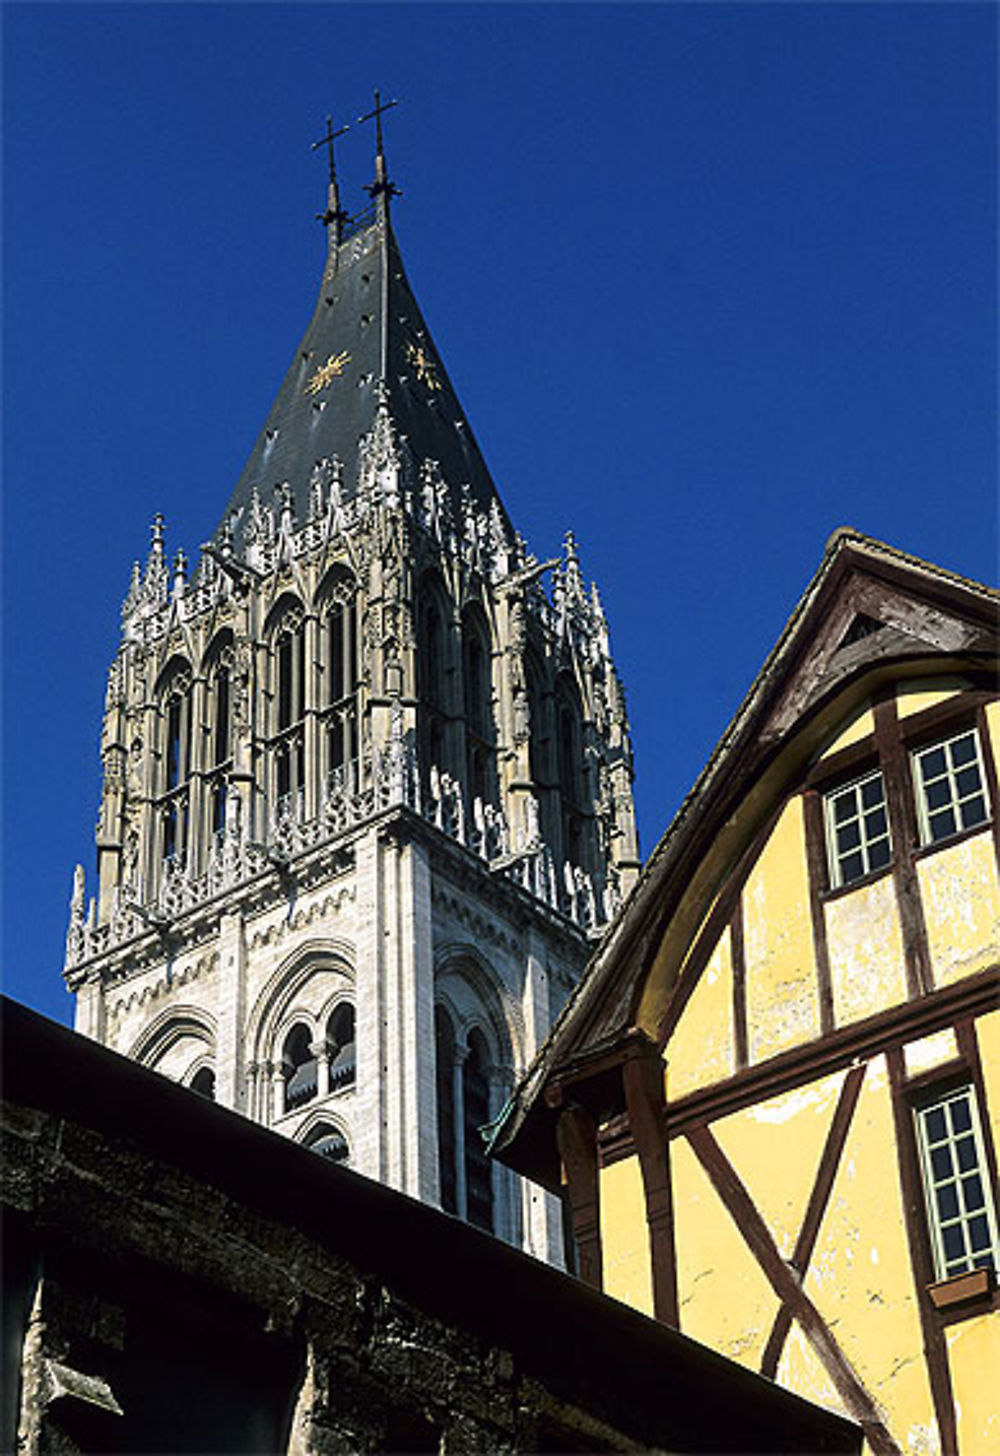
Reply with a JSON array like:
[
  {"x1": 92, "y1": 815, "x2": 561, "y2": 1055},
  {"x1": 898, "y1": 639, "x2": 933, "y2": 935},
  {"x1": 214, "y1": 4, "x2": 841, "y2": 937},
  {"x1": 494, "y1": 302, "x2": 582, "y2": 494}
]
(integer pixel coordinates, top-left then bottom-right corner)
[
  {"x1": 824, "y1": 769, "x2": 892, "y2": 888},
  {"x1": 915, "y1": 1085, "x2": 999, "y2": 1281},
  {"x1": 912, "y1": 730, "x2": 989, "y2": 847}
]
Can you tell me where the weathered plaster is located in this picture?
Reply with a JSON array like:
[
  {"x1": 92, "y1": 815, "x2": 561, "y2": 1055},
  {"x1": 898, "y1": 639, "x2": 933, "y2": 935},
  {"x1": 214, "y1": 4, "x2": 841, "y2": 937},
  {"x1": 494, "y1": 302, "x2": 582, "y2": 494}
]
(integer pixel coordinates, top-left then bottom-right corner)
[
  {"x1": 598, "y1": 1156, "x2": 654, "y2": 1317},
  {"x1": 826, "y1": 875, "x2": 907, "y2": 1027},
  {"x1": 666, "y1": 931, "x2": 734, "y2": 1099},
  {"x1": 917, "y1": 832, "x2": 1000, "y2": 988}
]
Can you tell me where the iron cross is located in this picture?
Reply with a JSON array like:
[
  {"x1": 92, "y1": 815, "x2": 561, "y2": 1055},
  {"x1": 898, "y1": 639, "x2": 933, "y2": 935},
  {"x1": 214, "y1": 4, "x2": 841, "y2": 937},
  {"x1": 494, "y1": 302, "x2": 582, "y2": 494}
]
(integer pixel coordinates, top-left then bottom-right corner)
[
  {"x1": 357, "y1": 90, "x2": 398, "y2": 154},
  {"x1": 311, "y1": 115, "x2": 350, "y2": 186}
]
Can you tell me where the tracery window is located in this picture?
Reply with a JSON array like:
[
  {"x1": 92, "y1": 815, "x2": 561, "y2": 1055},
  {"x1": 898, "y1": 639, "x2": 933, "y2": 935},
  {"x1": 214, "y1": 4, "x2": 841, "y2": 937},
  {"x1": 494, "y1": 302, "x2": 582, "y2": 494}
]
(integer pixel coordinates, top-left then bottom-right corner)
[
  {"x1": 207, "y1": 649, "x2": 233, "y2": 840},
  {"x1": 157, "y1": 666, "x2": 193, "y2": 867},
  {"x1": 418, "y1": 576, "x2": 453, "y2": 780},
  {"x1": 322, "y1": 577, "x2": 358, "y2": 790},
  {"x1": 270, "y1": 604, "x2": 306, "y2": 816},
  {"x1": 463, "y1": 1029, "x2": 494, "y2": 1232},
  {"x1": 556, "y1": 675, "x2": 586, "y2": 869},
  {"x1": 462, "y1": 606, "x2": 497, "y2": 807}
]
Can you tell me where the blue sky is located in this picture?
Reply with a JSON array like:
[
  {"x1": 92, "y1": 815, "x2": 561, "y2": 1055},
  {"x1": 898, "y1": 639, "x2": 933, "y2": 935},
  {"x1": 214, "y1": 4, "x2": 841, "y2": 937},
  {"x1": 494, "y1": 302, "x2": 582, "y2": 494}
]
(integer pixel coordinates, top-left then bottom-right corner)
[{"x1": 4, "y1": 3, "x2": 996, "y2": 1025}]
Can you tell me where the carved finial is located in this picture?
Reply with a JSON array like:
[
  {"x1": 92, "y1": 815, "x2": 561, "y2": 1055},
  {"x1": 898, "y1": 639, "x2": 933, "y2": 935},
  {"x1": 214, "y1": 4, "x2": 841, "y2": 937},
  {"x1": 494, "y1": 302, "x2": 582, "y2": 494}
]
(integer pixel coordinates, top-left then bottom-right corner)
[
  {"x1": 172, "y1": 549, "x2": 188, "y2": 599},
  {"x1": 151, "y1": 513, "x2": 165, "y2": 553},
  {"x1": 563, "y1": 530, "x2": 585, "y2": 602}
]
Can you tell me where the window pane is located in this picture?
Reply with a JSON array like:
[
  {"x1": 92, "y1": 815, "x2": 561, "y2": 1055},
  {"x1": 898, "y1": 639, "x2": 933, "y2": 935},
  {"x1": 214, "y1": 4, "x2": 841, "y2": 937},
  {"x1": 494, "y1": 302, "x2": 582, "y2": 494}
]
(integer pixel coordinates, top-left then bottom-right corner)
[
  {"x1": 961, "y1": 1174, "x2": 985, "y2": 1214},
  {"x1": 920, "y1": 748, "x2": 947, "y2": 780},
  {"x1": 868, "y1": 839, "x2": 891, "y2": 871},
  {"x1": 837, "y1": 822, "x2": 861, "y2": 853},
  {"x1": 955, "y1": 766, "x2": 981, "y2": 798},
  {"x1": 961, "y1": 795, "x2": 987, "y2": 829},
  {"x1": 841, "y1": 852, "x2": 865, "y2": 884},
  {"x1": 969, "y1": 1215, "x2": 991, "y2": 1252},
  {"x1": 956, "y1": 1137, "x2": 978, "y2": 1173},
  {"x1": 931, "y1": 1145, "x2": 954, "y2": 1180},
  {"x1": 950, "y1": 734, "x2": 976, "y2": 767},
  {"x1": 860, "y1": 777, "x2": 884, "y2": 810},
  {"x1": 942, "y1": 1224, "x2": 966, "y2": 1261},
  {"x1": 929, "y1": 809, "x2": 956, "y2": 842},
  {"x1": 833, "y1": 792, "x2": 855, "y2": 824},
  {"x1": 864, "y1": 807, "x2": 887, "y2": 839},
  {"x1": 973, "y1": 1253, "x2": 994, "y2": 1270},
  {"x1": 937, "y1": 1184, "x2": 959, "y2": 1221},
  {"x1": 925, "y1": 1107, "x2": 947, "y2": 1143},
  {"x1": 926, "y1": 780, "x2": 952, "y2": 811},
  {"x1": 950, "y1": 1098, "x2": 972, "y2": 1135}
]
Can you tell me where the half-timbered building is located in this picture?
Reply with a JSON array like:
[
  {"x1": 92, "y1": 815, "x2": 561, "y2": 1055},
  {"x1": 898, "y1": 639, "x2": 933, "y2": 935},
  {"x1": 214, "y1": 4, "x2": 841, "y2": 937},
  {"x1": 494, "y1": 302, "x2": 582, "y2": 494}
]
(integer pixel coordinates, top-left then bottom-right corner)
[{"x1": 494, "y1": 529, "x2": 999, "y2": 1454}]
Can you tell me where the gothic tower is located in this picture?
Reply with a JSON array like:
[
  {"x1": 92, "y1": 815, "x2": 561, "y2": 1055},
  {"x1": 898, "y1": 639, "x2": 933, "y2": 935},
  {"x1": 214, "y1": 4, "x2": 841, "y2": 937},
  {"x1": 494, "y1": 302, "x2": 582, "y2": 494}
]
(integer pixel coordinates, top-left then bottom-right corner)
[{"x1": 63, "y1": 114, "x2": 639, "y2": 1261}]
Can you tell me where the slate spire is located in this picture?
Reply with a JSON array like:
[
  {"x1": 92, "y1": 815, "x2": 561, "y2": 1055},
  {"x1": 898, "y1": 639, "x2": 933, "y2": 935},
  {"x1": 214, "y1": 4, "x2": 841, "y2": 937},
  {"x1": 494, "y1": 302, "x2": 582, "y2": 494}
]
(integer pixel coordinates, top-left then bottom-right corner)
[{"x1": 211, "y1": 112, "x2": 511, "y2": 554}]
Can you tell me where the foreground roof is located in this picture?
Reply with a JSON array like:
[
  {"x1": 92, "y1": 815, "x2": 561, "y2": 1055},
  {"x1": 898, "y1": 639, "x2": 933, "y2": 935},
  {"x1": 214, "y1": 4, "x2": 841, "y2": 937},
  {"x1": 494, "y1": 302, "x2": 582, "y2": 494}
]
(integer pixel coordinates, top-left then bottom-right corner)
[{"x1": 2, "y1": 997, "x2": 859, "y2": 1454}]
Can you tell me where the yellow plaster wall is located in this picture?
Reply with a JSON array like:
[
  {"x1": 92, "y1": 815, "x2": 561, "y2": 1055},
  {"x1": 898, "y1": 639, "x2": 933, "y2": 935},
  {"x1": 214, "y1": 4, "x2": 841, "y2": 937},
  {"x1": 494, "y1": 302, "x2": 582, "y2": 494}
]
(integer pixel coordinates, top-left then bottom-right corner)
[
  {"x1": 917, "y1": 832, "x2": 1000, "y2": 988},
  {"x1": 803, "y1": 1056, "x2": 937, "y2": 1447},
  {"x1": 946, "y1": 1312, "x2": 1000, "y2": 1455},
  {"x1": 902, "y1": 1028, "x2": 959, "y2": 1080},
  {"x1": 826, "y1": 875, "x2": 908, "y2": 1026},
  {"x1": 776, "y1": 1320, "x2": 851, "y2": 1424},
  {"x1": 820, "y1": 705, "x2": 875, "y2": 759},
  {"x1": 598, "y1": 1156, "x2": 654, "y2": 1317},
  {"x1": 665, "y1": 931, "x2": 734, "y2": 1100},
  {"x1": 743, "y1": 798, "x2": 820, "y2": 1064},
  {"x1": 672, "y1": 1135, "x2": 780, "y2": 1370},
  {"x1": 977, "y1": 1010, "x2": 1000, "y2": 1150},
  {"x1": 713, "y1": 1070, "x2": 846, "y2": 1260},
  {"x1": 895, "y1": 683, "x2": 962, "y2": 719}
]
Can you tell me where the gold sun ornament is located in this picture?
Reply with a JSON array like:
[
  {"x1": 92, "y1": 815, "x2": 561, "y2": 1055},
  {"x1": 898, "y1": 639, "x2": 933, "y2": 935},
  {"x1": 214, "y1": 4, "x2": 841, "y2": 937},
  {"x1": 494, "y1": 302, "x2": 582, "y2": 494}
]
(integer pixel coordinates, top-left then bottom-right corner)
[
  {"x1": 407, "y1": 340, "x2": 442, "y2": 392},
  {"x1": 304, "y1": 351, "x2": 351, "y2": 396}
]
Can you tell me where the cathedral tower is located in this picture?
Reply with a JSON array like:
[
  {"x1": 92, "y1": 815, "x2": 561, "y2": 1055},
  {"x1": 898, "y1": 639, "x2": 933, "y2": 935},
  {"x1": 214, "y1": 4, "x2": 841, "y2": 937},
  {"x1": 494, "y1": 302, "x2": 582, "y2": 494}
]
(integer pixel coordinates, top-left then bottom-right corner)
[{"x1": 63, "y1": 114, "x2": 639, "y2": 1260}]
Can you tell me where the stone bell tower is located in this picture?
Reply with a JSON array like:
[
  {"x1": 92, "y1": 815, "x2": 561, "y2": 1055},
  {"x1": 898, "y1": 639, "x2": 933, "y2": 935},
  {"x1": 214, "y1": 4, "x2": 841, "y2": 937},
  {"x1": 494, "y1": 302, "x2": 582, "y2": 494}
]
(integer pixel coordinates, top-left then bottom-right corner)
[{"x1": 63, "y1": 107, "x2": 639, "y2": 1261}]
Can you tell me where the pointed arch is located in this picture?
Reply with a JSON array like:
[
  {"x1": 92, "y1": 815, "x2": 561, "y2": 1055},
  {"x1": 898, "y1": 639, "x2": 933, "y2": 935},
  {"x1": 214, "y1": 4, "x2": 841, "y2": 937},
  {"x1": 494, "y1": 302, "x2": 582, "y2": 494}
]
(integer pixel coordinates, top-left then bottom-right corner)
[
  {"x1": 461, "y1": 600, "x2": 497, "y2": 808},
  {"x1": 129, "y1": 1004, "x2": 216, "y2": 1089},
  {"x1": 203, "y1": 630, "x2": 236, "y2": 840},
  {"x1": 317, "y1": 565, "x2": 359, "y2": 788},
  {"x1": 416, "y1": 569, "x2": 456, "y2": 780},
  {"x1": 264, "y1": 594, "x2": 307, "y2": 813}
]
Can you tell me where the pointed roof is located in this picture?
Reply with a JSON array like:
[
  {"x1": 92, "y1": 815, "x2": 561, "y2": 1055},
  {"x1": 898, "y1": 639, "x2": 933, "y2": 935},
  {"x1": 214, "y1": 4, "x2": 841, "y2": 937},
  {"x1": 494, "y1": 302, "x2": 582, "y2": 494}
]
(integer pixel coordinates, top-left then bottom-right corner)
[
  {"x1": 212, "y1": 207, "x2": 510, "y2": 550},
  {"x1": 492, "y1": 530, "x2": 999, "y2": 1185}
]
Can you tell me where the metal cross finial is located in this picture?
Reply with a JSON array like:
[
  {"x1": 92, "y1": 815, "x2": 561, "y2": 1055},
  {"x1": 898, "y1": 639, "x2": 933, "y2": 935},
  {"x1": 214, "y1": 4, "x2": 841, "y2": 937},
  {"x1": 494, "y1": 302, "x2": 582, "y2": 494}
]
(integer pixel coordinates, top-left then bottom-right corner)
[
  {"x1": 311, "y1": 114, "x2": 350, "y2": 188},
  {"x1": 312, "y1": 114, "x2": 351, "y2": 233},
  {"x1": 357, "y1": 90, "x2": 398, "y2": 157}
]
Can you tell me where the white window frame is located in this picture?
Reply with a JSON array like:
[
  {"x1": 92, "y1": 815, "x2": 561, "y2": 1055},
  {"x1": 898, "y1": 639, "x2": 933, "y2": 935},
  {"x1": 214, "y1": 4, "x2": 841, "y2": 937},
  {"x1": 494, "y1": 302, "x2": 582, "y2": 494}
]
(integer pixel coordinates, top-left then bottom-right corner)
[
  {"x1": 911, "y1": 728, "x2": 989, "y2": 848},
  {"x1": 915, "y1": 1084, "x2": 1000, "y2": 1282},
  {"x1": 823, "y1": 767, "x2": 893, "y2": 889}
]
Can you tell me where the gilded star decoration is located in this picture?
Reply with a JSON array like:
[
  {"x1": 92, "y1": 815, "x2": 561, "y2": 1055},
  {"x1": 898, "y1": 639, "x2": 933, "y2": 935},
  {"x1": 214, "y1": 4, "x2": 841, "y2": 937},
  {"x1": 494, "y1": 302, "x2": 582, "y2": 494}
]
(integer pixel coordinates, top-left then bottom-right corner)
[
  {"x1": 407, "y1": 340, "x2": 442, "y2": 392},
  {"x1": 304, "y1": 351, "x2": 351, "y2": 396}
]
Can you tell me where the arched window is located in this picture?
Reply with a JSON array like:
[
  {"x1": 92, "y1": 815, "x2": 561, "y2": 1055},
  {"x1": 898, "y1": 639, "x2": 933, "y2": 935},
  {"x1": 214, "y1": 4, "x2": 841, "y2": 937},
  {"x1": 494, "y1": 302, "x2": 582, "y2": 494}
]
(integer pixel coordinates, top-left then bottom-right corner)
[
  {"x1": 270, "y1": 604, "x2": 306, "y2": 815},
  {"x1": 418, "y1": 576, "x2": 453, "y2": 781},
  {"x1": 207, "y1": 650, "x2": 232, "y2": 839},
  {"x1": 190, "y1": 1066, "x2": 216, "y2": 1101},
  {"x1": 556, "y1": 676, "x2": 586, "y2": 869},
  {"x1": 435, "y1": 1007, "x2": 458, "y2": 1215},
  {"x1": 303, "y1": 1122, "x2": 350, "y2": 1164},
  {"x1": 462, "y1": 606, "x2": 497, "y2": 807},
  {"x1": 322, "y1": 577, "x2": 358, "y2": 789},
  {"x1": 157, "y1": 666, "x2": 192, "y2": 867},
  {"x1": 435, "y1": 1009, "x2": 496, "y2": 1233},
  {"x1": 282, "y1": 1023, "x2": 317, "y2": 1113},
  {"x1": 463, "y1": 1030, "x2": 494, "y2": 1232},
  {"x1": 326, "y1": 1003, "x2": 356, "y2": 1090}
]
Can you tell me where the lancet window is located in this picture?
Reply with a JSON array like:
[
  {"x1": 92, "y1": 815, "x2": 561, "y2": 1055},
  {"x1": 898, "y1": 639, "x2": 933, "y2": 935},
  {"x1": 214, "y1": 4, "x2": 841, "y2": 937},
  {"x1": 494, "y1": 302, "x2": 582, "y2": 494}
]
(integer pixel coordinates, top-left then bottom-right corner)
[
  {"x1": 326, "y1": 1003, "x2": 356, "y2": 1091},
  {"x1": 418, "y1": 576, "x2": 454, "y2": 781},
  {"x1": 156, "y1": 664, "x2": 193, "y2": 868},
  {"x1": 270, "y1": 603, "x2": 306, "y2": 817},
  {"x1": 206, "y1": 642, "x2": 233, "y2": 840},
  {"x1": 556, "y1": 675, "x2": 586, "y2": 869},
  {"x1": 462, "y1": 605, "x2": 497, "y2": 807},
  {"x1": 435, "y1": 1006, "x2": 496, "y2": 1234},
  {"x1": 321, "y1": 574, "x2": 358, "y2": 791}
]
